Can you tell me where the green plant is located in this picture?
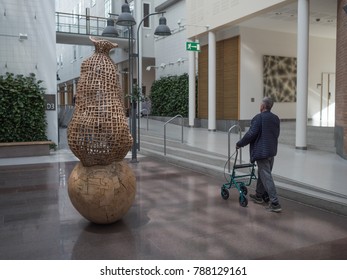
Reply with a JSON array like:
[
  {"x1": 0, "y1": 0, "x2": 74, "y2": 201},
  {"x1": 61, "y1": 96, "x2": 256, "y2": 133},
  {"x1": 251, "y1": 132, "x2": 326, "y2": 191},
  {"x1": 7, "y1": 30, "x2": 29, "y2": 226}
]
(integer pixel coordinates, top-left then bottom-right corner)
[
  {"x1": 150, "y1": 73, "x2": 189, "y2": 117},
  {"x1": 126, "y1": 83, "x2": 145, "y2": 103},
  {"x1": 0, "y1": 72, "x2": 48, "y2": 142}
]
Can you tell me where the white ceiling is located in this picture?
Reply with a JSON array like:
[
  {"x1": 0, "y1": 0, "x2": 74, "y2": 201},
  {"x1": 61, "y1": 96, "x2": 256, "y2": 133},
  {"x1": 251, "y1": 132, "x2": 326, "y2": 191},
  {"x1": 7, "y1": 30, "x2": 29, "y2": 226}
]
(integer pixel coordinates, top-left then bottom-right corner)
[{"x1": 239, "y1": 0, "x2": 337, "y2": 39}]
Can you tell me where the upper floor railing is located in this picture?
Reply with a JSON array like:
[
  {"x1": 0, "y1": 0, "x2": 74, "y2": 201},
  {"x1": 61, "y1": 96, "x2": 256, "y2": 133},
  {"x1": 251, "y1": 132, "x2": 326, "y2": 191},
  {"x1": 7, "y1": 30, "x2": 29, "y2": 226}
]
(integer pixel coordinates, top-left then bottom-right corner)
[{"x1": 55, "y1": 12, "x2": 128, "y2": 39}]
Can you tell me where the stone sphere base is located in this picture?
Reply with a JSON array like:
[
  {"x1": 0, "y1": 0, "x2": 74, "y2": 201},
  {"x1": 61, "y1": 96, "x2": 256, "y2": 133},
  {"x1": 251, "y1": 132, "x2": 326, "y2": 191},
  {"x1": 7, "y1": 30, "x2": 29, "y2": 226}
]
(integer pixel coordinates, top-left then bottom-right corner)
[{"x1": 68, "y1": 160, "x2": 136, "y2": 224}]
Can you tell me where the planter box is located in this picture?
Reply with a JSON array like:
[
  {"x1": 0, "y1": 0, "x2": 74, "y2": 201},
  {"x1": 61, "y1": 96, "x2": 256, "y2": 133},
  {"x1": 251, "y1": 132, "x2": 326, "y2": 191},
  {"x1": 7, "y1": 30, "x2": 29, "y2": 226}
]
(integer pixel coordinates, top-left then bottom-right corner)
[{"x1": 0, "y1": 141, "x2": 54, "y2": 158}]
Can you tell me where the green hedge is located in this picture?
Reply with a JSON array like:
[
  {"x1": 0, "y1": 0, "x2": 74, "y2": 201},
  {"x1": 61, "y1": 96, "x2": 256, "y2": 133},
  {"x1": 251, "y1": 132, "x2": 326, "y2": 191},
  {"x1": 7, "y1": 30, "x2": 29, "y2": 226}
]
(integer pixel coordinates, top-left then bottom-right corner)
[
  {"x1": 150, "y1": 73, "x2": 188, "y2": 117},
  {"x1": 0, "y1": 72, "x2": 48, "y2": 142}
]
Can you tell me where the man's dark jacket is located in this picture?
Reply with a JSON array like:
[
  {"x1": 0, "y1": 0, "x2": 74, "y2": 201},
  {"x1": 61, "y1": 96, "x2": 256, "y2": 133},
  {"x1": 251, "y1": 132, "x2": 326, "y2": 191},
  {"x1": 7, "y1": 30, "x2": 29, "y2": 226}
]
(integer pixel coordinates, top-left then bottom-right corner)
[{"x1": 237, "y1": 111, "x2": 280, "y2": 163}]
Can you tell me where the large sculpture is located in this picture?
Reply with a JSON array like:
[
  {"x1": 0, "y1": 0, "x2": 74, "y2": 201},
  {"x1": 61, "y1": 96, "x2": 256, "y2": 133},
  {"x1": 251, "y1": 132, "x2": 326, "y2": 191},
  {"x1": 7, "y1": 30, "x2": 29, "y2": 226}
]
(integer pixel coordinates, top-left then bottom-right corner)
[{"x1": 67, "y1": 37, "x2": 136, "y2": 224}]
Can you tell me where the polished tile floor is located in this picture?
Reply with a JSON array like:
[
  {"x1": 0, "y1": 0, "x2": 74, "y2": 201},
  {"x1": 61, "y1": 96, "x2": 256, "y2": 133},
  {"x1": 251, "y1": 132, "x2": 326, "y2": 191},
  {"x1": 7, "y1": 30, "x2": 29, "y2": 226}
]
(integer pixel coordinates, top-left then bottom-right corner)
[
  {"x1": 1, "y1": 154, "x2": 347, "y2": 260},
  {"x1": 1, "y1": 120, "x2": 347, "y2": 260}
]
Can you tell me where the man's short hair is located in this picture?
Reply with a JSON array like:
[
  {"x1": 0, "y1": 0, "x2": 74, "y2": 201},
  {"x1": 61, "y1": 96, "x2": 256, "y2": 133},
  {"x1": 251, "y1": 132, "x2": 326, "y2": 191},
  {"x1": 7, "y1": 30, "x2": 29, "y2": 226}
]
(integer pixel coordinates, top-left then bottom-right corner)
[{"x1": 262, "y1": 97, "x2": 274, "y2": 110}]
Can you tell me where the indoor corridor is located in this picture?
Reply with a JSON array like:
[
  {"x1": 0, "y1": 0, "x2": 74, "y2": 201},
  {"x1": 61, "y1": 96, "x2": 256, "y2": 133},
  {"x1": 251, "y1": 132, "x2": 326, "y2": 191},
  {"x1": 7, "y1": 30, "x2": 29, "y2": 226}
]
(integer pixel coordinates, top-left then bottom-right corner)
[{"x1": 0, "y1": 120, "x2": 347, "y2": 259}]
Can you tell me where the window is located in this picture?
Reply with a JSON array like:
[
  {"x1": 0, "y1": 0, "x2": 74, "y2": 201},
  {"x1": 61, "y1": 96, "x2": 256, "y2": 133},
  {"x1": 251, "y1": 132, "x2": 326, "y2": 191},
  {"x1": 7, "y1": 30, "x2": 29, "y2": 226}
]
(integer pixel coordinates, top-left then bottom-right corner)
[
  {"x1": 78, "y1": 45, "x2": 83, "y2": 58},
  {"x1": 73, "y1": 46, "x2": 77, "y2": 61},
  {"x1": 73, "y1": 7, "x2": 77, "y2": 24},
  {"x1": 57, "y1": 54, "x2": 63, "y2": 69},
  {"x1": 143, "y1": 3, "x2": 150, "y2": 28},
  {"x1": 129, "y1": 0, "x2": 134, "y2": 12},
  {"x1": 59, "y1": 54, "x2": 63, "y2": 68},
  {"x1": 104, "y1": 0, "x2": 111, "y2": 18},
  {"x1": 78, "y1": 0, "x2": 82, "y2": 15},
  {"x1": 91, "y1": 0, "x2": 96, "y2": 7}
]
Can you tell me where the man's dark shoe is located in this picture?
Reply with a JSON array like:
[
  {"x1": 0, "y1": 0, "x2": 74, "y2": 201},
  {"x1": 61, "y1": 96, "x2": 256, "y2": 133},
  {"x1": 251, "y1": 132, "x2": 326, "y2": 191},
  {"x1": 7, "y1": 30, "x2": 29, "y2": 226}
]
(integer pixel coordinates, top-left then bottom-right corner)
[
  {"x1": 249, "y1": 193, "x2": 264, "y2": 204},
  {"x1": 262, "y1": 193, "x2": 270, "y2": 203},
  {"x1": 266, "y1": 203, "x2": 282, "y2": 213}
]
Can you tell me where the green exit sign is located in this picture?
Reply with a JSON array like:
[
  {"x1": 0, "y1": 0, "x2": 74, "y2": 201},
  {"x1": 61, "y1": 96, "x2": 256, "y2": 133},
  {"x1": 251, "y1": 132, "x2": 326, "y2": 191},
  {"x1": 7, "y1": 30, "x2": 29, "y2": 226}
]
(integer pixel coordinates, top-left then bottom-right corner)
[{"x1": 186, "y1": 42, "x2": 200, "y2": 52}]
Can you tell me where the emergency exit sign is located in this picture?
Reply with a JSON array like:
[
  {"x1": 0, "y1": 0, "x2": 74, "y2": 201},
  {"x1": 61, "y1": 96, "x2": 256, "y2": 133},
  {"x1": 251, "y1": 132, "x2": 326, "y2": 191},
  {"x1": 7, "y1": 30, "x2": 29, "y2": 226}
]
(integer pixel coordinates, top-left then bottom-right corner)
[{"x1": 186, "y1": 42, "x2": 200, "y2": 52}]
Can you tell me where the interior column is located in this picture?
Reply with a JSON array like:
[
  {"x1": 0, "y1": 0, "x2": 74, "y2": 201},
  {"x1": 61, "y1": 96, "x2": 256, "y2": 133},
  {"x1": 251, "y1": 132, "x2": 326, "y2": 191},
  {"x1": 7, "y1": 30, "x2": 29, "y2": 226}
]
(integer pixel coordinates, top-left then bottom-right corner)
[
  {"x1": 208, "y1": 31, "x2": 216, "y2": 131},
  {"x1": 188, "y1": 39, "x2": 196, "y2": 127},
  {"x1": 295, "y1": 0, "x2": 310, "y2": 149}
]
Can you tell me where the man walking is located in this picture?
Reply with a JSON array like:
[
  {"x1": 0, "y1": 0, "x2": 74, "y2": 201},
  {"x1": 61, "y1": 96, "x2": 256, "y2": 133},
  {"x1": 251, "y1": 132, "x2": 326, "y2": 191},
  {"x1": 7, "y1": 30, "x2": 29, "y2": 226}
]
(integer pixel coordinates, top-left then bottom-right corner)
[{"x1": 236, "y1": 97, "x2": 281, "y2": 212}]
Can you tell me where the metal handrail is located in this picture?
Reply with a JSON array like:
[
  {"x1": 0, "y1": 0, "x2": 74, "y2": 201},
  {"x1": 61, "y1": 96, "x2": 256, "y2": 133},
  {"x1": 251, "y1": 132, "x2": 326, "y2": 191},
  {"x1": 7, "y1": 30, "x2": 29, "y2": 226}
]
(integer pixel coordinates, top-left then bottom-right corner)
[
  {"x1": 164, "y1": 115, "x2": 184, "y2": 155},
  {"x1": 141, "y1": 109, "x2": 149, "y2": 131},
  {"x1": 56, "y1": 12, "x2": 107, "y2": 36},
  {"x1": 228, "y1": 123, "x2": 243, "y2": 172},
  {"x1": 55, "y1": 12, "x2": 127, "y2": 38}
]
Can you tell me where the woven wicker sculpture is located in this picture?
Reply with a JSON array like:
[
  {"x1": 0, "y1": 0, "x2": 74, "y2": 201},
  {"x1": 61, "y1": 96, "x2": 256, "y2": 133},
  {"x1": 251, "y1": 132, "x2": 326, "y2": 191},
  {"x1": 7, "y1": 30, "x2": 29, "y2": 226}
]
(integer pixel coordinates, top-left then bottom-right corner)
[
  {"x1": 67, "y1": 37, "x2": 136, "y2": 224},
  {"x1": 68, "y1": 37, "x2": 132, "y2": 167}
]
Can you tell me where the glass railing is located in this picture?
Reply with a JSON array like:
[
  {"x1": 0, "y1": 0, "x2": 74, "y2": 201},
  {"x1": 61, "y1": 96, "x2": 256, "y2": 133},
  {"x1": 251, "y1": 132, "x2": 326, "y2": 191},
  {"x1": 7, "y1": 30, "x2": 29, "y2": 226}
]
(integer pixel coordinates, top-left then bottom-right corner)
[{"x1": 56, "y1": 12, "x2": 127, "y2": 38}]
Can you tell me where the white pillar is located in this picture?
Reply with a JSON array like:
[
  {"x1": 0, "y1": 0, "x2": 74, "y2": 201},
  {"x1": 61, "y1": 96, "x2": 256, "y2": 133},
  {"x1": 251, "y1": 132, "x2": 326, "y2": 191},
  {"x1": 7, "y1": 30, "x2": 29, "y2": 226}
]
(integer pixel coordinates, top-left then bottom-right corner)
[
  {"x1": 208, "y1": 31, "x2": 216, "y2": 131},
  {"x1": 188, "y1": 39, "x2": 196, "y2": 127},
  {"x1": 295, "y1": 0, "x2": 309, "y2": 149}
]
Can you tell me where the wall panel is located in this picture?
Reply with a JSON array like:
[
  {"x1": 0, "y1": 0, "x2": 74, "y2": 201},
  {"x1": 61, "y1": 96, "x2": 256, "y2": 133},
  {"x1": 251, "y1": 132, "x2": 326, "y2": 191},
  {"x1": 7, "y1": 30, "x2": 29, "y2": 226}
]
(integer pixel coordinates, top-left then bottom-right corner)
[{"x1": 198, "y1": 36, "x2": 240, "y2": 120}]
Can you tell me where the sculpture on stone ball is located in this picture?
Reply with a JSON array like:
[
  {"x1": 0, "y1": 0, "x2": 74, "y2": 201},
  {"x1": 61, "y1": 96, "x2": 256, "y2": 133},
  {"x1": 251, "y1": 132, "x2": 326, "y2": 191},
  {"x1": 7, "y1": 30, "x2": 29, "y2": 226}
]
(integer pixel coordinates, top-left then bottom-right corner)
[{"x1": 67, "y1": 37, "x2": 136, "y2": 224}]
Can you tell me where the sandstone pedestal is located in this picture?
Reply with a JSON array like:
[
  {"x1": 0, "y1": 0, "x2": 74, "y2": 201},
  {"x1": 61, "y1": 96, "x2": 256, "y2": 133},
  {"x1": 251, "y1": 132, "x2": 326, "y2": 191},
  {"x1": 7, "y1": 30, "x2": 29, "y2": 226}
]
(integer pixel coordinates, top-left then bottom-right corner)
[{"x1": 68, "y1": 160, "x2": 136, "y2": 224}]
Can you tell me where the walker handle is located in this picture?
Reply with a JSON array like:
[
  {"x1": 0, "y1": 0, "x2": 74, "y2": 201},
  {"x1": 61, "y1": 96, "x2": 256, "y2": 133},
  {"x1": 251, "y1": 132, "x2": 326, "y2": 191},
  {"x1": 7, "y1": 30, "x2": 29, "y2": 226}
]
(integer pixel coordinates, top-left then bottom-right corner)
[{"x1": 234, "y1": 149, "x2": 239, "y2": 167}]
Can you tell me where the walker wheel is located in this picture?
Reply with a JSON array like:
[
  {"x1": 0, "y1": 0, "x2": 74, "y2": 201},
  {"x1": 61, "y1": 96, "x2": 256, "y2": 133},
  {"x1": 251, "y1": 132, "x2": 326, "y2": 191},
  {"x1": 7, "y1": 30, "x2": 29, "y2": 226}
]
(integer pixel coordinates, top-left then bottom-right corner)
[
  {"x1": 221, "y1": 189, "x2": 229, "y2": 200},
  {"x1": 240, "y1": 185, "x2": 248, "y2": 195},
  {"x1": 239, "y1": 195, "x2": 248, "y2": 207}
]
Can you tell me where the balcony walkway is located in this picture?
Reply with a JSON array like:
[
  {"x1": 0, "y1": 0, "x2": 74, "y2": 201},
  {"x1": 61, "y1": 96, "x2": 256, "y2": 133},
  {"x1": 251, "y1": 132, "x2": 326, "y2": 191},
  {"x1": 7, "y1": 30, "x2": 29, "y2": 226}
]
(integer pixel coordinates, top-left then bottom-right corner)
[{"x1": 55, "y1": 12, "x2": 129, "y2": 47}]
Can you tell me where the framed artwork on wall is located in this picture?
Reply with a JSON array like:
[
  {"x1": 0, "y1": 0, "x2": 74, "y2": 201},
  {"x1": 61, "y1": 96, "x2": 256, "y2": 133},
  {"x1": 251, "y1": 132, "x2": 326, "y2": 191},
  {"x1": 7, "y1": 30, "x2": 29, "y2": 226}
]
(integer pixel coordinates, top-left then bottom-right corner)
[{"x1": 263, "y1": 55, "x2": 297, "y2": 102}]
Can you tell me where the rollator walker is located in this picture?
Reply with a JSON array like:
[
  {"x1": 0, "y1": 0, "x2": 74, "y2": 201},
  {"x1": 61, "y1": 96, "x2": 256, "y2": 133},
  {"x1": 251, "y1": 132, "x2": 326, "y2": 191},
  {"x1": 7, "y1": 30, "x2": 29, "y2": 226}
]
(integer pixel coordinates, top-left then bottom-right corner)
[{"x1": 220, "y1": 148, "x2": 257, "y2": 207}]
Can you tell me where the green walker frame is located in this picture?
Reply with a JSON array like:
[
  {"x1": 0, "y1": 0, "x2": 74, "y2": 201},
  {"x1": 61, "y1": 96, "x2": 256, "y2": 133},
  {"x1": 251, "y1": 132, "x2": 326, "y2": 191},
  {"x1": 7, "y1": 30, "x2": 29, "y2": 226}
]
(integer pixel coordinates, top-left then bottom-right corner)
[{"x1": 221, "y1": 149, "x2": 257, "y2": 207}]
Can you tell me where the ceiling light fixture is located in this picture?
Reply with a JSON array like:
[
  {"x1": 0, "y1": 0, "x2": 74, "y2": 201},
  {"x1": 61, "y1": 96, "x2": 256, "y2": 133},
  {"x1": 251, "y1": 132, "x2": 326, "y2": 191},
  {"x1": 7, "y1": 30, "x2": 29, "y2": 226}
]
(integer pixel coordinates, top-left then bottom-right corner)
[{"x1": 102, "y1": 18, "x2": 119, "y2": 37}]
